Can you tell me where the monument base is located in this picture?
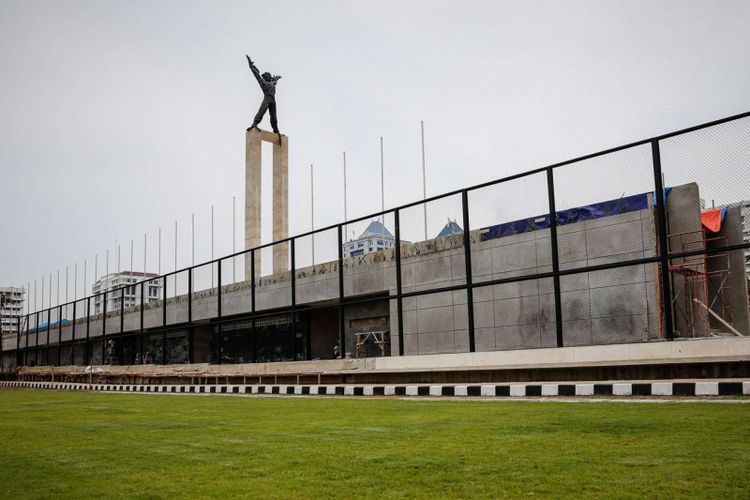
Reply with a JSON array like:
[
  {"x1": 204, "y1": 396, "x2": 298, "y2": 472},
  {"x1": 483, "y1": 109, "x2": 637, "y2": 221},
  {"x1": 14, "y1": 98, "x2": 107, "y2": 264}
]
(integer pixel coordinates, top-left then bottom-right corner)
[{"x1": 245, "y1": 128, "x2": 289, "y2": 281}]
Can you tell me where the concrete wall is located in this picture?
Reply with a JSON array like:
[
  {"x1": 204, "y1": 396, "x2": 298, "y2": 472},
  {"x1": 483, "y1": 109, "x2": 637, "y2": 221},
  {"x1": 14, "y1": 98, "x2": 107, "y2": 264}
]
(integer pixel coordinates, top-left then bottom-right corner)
[
  {"x1": 392, "y1": 193, "x2": 660, "y2": 356},
  {"x1": 15, "y1": 182, "x2": 744, "y2": 362}
]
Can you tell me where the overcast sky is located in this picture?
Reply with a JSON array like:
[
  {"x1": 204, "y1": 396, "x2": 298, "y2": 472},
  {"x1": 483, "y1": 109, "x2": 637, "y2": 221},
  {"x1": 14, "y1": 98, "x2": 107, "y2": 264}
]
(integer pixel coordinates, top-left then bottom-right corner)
[{"x1": 1, "y1": 0, "x2": 749, "y2": 306}]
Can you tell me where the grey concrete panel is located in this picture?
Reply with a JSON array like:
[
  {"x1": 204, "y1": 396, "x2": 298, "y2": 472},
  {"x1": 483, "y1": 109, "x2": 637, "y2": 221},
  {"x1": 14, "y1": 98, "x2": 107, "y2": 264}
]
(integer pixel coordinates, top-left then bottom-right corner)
[
  {"x1": 557, "y1": 230, "x2": 588, "y2": 264},
  {"x1": 494, "y1": 296, "x2": 543, "y2": 326},
  {"x1": 192, "y1": 294, "x2": 218, "y2": 322},
  {"x1": 561, "y1": 319, "x2": 593, "y2": 346},
  {"x1": 560, "y1": 272, "x2": 590, "y2": 292},
  {"x1": 585, "y1": 219, "x2": 646, "y2": 260},
  {"x1": 416, "y1": 306, "x2": 454, "y2": 334},
  {"x1": 588, "y1": 265, "x2": 647, "y2": 289},
  {"x1": 472, "y1": 301, "x2": 495, "y2": 328},
  {"x1": 474, "y1": 327, "x2": 496, "y2": 351},
  {"x1": 454, "y1": 329, "x2": 470, "y2": 353},
  {"x1": 402, "y1": 333, "x2": 419, "y2": 355},
  {"x1": 592, "y1": 315, "x2": 648, "y2": 344},
  {"x1": 418, "y1": 331, "x2": 455, "y2": 354},
  {"x1": 492, "y1": 279, "x2": 541, "y2": 300},
  {"x1": 559, "y1": 289, "x2": 591, "y2": 321},
  {"x1": 589, "y1": 282, "x2": 649, "y2": 319},
  {"x1": 535, "y1": 237, "x2": 552, "y2": 266},
  {"x1": 416, "y1": 292, "x2": 454, "y2": 310},
  {"x1": 491, "y1": 241, "x2": 538, "y2": 274},
  {"x1": 494, "y1": 324, "x2": 542, "y2": 350},
  {"x1": 470, "y1": 246, "x2": 493, "y2": 281}
]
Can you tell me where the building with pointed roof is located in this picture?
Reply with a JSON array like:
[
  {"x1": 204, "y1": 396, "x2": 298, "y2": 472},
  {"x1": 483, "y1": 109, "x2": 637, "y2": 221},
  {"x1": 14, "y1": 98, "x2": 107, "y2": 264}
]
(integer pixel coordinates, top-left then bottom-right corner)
[
  {"x1": 343, "y1": 220, "x2": 396, "y2": 258},
  {"x1": 436, "y1": 220, "x2": 463, "y2": 239}
]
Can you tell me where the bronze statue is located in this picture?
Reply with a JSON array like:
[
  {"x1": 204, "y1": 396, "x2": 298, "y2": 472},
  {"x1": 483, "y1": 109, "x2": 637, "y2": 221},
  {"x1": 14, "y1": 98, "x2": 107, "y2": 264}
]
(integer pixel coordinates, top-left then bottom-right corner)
[{"x1": 246, "y1": 55, "x2": 282, "y2": 144}]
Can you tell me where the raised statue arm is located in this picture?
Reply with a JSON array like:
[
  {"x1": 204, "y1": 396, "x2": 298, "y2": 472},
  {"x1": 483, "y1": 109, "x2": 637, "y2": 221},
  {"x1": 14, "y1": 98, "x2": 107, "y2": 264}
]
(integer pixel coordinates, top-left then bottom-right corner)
[{"x1": 246, "y1": 55, "x2": 263, "y2": 87}]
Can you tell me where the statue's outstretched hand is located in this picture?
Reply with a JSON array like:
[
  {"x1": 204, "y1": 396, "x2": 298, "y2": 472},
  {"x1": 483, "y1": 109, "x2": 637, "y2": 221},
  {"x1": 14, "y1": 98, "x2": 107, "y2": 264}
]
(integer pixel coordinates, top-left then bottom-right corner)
[{"x1": 245, "y1": 55, "x2": 255, "y2": 67}]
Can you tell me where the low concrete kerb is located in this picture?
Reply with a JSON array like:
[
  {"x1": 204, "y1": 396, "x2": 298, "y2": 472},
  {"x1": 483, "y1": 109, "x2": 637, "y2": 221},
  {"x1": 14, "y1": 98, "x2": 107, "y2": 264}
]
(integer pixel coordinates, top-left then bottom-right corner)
[{"x1": 2, "y1": 380, "x2": 749, "y2": 398}]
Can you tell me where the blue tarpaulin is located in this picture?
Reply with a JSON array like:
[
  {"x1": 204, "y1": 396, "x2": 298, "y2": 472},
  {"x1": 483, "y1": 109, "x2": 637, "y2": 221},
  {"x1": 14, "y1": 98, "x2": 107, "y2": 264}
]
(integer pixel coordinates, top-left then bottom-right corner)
[
  {"x1": 28, "y1": 318, "x2": 71, "y2": 333},
  {"x1": 480, "y1": 192, "x2": 652, "y2": 241}
]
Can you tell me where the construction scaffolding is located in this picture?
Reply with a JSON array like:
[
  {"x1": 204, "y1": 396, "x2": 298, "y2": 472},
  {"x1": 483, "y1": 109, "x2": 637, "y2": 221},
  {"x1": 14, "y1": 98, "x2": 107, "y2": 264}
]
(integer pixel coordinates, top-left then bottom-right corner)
[{"x1": 668, "y1": 230, "x2": 739, "y2": 337}]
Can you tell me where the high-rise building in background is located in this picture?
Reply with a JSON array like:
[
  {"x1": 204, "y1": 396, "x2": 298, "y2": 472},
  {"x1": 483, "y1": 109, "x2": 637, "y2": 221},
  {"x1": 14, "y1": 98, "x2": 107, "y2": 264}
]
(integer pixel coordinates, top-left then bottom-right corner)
[
  {"x1": 92, "y1": 272, "x2": 163, "y2": 314},
  {"x1": 343, "y1": 220, "x2": 397, "y2": 258},
  {"x1": 0, "y1": 286, "x2": 25, "y2": 335},
  {"x1": 728, "y1": 200, "x2": 750, "y2": 279}
]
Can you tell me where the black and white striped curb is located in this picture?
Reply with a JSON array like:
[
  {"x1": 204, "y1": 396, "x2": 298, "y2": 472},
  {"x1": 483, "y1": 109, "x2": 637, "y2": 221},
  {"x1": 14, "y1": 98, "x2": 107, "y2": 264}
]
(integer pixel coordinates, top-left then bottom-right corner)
[{"x1": 2, "y1": 380, "x2": 749, "y2": 397}]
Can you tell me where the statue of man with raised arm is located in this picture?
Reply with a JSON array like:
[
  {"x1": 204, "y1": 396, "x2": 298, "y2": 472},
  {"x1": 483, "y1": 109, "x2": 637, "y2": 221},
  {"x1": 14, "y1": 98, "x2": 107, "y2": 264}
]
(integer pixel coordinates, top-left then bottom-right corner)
[{"x1": 246, "y1": 55, "x2": 282, "y2": 144}]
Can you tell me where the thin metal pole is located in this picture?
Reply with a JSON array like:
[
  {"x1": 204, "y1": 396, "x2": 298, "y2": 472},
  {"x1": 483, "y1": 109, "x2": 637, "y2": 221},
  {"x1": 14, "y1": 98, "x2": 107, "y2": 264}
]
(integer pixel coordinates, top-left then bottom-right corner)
[
  {"x1": 65, "y1": 267, "x2": 69, "y2": 304},
  {"x1": 144, "y1": 233, "x2": 147, "y2": 276},
  {"x1": 158, "y1": 227, "x2": 162, "y2": 275},
  {"x1": 652, "y1": 139, "x2": 674, "y2": 340},
  {"x1": 421, "y1": 120, "x2": 428, "y2": 241},
  {"x1": 40, "y1": 276, "x2": 43, "y2": 311},
  {"x1": 56, "y1": 270, "x2": 60, "y2": 307},
  {"x1": 117, "y1": 243, "x2": 121, "y2": 275},
  {"x1": 34, "y1": 279, "x2": 37, "y2": 313},
  {"x1": 94, "y1": 254, "x2": 98, "y2": 283},
  {"x1": 48, "y1": 273, "x2": 52, "y2": 310},
  {"x1": 380, "y1": 136, "x2": 385, "y2": 218},
  {"x1": 232, "y1": 196, "x2": 236, "y2": 283},
  {"x1": 130, "y1": 239, "x2": 134, "y2": 275},
  {"x1": 311, "y1": 164, "x2": 315, "y2": 264},
  {"x1": 211, "y1": 204, "x2": 214, "y2": 288},
  {"x1": 546, "y1": 168, "x2": 564, "y2": 348},
  {"x1": 83, "y1": 259, "x2": 87, "y2": 299},
  {"x1": 191, "y1": 213, "x2": 195, "y2": 267},
  {"x1": 106, "y1": 249, "x2": 109, "y2": 283},
  {"x1": 174, "y1": 220, "x2": 178, "y2": 297},
  {"x1": 73, "y1": 265, "x2": 77, "y2": 301},
  {"x1": 343, "y1": 152, "x2": 348, "y2": 222}
]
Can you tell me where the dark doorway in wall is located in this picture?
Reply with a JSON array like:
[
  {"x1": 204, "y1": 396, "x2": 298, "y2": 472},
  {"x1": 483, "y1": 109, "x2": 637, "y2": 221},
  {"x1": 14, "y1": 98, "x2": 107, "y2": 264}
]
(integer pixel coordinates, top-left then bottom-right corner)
[{"x1": 309, "y1": 306, "x2": 339, "y2": 360}]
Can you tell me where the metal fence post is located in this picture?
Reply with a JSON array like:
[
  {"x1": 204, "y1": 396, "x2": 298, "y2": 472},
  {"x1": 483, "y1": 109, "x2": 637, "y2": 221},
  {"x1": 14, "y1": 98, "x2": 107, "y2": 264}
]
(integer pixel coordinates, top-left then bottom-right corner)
[
  {"x1": 72, "y1": 301, "x2": 76, "y2": 343},
  {"x1": 139, "y1": 282, "x2": 144, "y2": 361},
  {"x1": 546, "y1": 167, "x2": 564, "y2": 347},
  {"x1": 162, "y1": 276, "x2": 167, "y2": 365},
  {"x1": 46, "y1": 308, "x2": 51, "y2": 365},
  {"x1": 394, "y1": 209, "x2": 405, "y2": 355},
  {"x1": 651, "y1": 139, "x2": 674, "y2": 340},
  {"x1": 250, "y1": 249, "x2": 256, "y2": 363},
  {"x1": 461, "y1": 190, "x2": 476, "y2": 352},
  {"x1": 102, "y1": 291, "x2": 107, "y2": 364},
  {"x1": 16, "y1": 315, "x2": 22, "y2": 353},
  {"x1": 337, "y1": 225, "x2": 346, "y2": 358},
  {"x1": 85, "y1": 297, "x2": 90, "y2": 365},
  {"x1": 290, "y1": 238, "x2": 300, "y2": 361},
  {"x1": 188, "y1": 268, "x2": 193, "y2": 364},
  {"x1": 120, "y1": 288, "x2": 125, "y2": 334},
  {"x1": 217, "y1": 260, "x2": 222, "y2": 320},
  {"x1": 58, "y1": 305, "x2": 63, "y2": 366}
]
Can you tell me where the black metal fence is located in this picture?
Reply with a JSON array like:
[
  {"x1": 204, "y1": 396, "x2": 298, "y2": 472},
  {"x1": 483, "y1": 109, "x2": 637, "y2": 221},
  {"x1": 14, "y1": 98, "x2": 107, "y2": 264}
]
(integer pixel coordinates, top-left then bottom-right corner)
[{"x1": 4, "y1": 111, "x2": 750, "y2": 368}]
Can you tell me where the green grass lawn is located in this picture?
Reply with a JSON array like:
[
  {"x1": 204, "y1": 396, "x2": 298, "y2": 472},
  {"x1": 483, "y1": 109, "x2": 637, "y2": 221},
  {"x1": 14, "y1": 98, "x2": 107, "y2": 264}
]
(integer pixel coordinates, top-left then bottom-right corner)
[{"x1": 0, "y1": 390, "x2": 748, "y2": 499}]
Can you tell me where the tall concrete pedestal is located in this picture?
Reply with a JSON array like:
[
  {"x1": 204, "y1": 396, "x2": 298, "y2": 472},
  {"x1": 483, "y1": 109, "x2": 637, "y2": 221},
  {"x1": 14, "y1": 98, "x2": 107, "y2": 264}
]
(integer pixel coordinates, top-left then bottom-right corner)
[{"x1": 245, "y1": 129, "x2": 288, "y2": 281}]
